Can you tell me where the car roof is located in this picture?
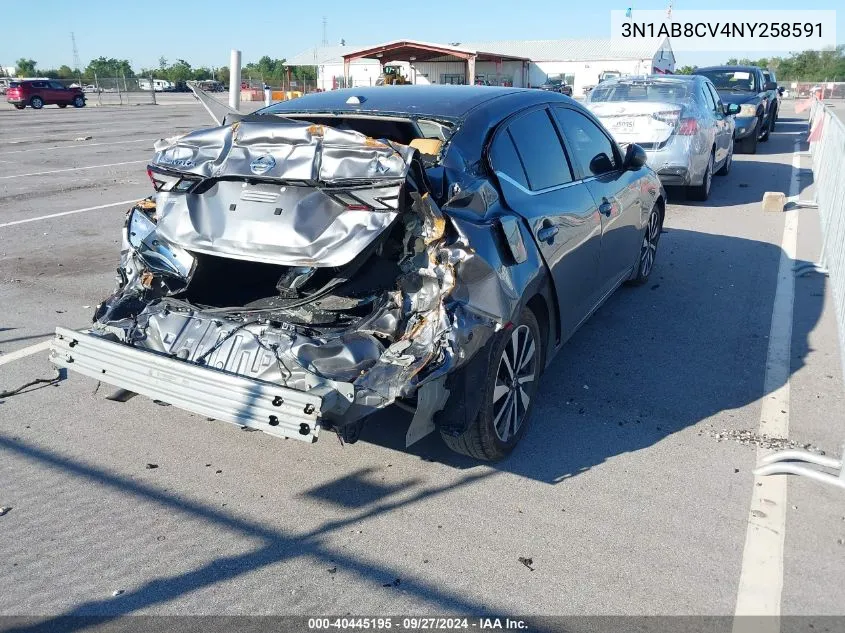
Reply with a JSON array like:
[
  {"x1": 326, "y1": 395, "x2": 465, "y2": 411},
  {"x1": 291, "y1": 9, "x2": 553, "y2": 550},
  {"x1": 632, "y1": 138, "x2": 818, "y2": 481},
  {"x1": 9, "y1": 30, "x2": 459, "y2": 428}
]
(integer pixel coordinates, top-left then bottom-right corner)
[
  {"x1": 260, "y1": 85, "x2": 530, "y2": 121},
  {"x1": 604, "y1": 74, "x2": 698, "y2": 83},
  {"x1": 695, "y1": 65, "x2": 760, "y2": 73}
]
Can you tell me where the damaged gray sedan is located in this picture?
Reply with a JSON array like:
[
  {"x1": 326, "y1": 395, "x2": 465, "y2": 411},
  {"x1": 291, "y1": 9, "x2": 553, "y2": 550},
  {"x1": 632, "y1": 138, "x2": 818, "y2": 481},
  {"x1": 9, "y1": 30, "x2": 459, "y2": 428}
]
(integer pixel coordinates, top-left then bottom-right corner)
[{"x1": 50, "y1": 86, "x2": 665, "y2": 461}]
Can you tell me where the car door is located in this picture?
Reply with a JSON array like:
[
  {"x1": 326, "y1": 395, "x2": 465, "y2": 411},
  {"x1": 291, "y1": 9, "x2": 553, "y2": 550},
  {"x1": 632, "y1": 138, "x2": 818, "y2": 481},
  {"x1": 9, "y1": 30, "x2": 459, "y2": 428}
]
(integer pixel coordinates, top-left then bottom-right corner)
[
  {"x1": 488, "y1": 105, "x2": 602, "y2": 340},
  {"x1": 755, "y1": 70, "x2": 771, "y2": 123},
  {"x1": 48, "y1": 81, "x2": 69, "y2": 104},
  {"x1": 705, "y1": 82, "x2": 731, "y2": 162},
  {"x1": 29, "y1": 81, "x2": 48, "y2": 103},
  {"x1": 552, "y1": 106, "x2": 642, "y2": 298}
]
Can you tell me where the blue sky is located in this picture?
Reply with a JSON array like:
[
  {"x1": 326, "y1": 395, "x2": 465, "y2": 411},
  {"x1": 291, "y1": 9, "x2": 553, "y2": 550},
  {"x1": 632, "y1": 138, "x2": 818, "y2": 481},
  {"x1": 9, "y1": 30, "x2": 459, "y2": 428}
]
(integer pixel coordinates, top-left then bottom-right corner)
[{"x1": 1, "y1": 0, "x2": 841, "y2": 71}]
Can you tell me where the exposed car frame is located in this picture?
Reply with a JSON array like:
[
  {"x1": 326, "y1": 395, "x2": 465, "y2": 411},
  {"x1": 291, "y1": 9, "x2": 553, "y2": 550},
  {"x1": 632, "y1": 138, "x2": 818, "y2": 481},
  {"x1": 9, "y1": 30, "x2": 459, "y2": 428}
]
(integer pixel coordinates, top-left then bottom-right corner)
[{"x1": 51, "y1": 86, "x2": 665, "y2": 461}]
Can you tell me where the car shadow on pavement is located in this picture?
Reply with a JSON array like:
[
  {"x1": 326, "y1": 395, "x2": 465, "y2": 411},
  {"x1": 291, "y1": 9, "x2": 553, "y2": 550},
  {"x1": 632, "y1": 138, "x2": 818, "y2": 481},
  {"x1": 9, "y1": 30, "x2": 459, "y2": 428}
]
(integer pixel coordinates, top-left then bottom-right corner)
[
  {"x1": 360, "y1": 226, "x2": 825, "y2": 485},
  {"x1": 0, "y1": 434, "x2": 513, "y2": 628}
]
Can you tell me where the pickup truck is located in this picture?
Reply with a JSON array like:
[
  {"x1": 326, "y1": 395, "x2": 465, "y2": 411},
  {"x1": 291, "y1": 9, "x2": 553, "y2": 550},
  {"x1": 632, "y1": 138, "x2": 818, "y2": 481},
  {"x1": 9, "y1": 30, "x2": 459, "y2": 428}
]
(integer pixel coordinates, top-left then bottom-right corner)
[{"x1": 693, "y1": 65, "x2": 778, "y2": 154}]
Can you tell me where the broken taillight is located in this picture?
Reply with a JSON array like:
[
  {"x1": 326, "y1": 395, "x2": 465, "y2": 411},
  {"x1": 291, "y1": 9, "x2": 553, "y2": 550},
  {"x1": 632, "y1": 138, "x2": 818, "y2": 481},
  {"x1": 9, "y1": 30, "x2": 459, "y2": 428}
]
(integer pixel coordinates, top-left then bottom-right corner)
[
  {"x1": 677, "y1": 118, "x2": 699, "y2": 135},
  {"x1": 147, "y1": 166, "x2": 199, "y2": 193}
]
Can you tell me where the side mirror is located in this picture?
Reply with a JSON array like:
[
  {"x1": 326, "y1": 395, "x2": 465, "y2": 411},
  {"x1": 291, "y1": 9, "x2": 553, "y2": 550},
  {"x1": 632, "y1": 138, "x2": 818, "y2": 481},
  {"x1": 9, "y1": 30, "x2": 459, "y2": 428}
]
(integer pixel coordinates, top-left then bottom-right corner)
[
  {"x1": 724, "y1": 103, "x2": 741, "y2": 116},
  {"x1": 765, "y1": 81, "x2": 777, "y2": 91},
  {"x1": 623, "y1": 144, "x2": 647, "y2": 170}
]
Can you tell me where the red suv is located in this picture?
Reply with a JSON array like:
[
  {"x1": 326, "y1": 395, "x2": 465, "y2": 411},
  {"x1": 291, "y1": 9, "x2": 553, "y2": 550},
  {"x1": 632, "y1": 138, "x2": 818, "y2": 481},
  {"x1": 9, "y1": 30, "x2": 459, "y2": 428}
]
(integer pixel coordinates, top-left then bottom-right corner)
[{"x1": 7, "y1": 80, "x2": 86, "y2": 110}]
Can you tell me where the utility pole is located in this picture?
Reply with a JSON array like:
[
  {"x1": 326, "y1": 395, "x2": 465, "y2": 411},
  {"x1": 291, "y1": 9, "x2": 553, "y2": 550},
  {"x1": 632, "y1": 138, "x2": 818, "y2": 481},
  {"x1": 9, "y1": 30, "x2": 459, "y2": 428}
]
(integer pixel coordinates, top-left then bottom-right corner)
[
  {"x1": 71, "y1": 32, "x2": 82, "y2": 81},
  {"x1": 322, "y1": 16, "x2": 328, "y2": 47}
]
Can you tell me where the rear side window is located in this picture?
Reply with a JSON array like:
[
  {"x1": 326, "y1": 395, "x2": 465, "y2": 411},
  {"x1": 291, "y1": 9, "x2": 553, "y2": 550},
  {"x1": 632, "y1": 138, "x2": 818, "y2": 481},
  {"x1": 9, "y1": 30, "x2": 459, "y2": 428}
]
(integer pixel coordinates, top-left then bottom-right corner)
[
  {"x1": 553, "y1": 107, "x2": 619, "y2": 176},
  {"x1": 9, "y1": 82, "x2": 20, "y2": 88},
  {"x1": 31, "y1": 81, "x2": 46, "y2": 88},
  {"x1": 489, "y1": 130, "x2": 529, "y2": 189},
  {"x1": 507, "y1": 109, "x2": 573, "y2": 191}
]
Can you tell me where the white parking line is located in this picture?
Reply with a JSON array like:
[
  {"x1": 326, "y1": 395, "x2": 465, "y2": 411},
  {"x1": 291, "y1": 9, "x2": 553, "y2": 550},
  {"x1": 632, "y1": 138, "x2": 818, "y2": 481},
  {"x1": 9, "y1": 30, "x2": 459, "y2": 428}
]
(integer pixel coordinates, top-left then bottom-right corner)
[
  {"x1": 0, "y1": 138, "x2": 157, "y2": 156},
  {"x1": 0, "y1": 160, "x2": 147, "y2": 180},
  {"x1": 0, "y1": 340, "x2": 51, "y2": 367},
  {"x1": 0, "y1": 199, "x2": 139, "y2": 228},
  {"x1": 732, "y1": 139, "x2": 802, "y2": 631}
]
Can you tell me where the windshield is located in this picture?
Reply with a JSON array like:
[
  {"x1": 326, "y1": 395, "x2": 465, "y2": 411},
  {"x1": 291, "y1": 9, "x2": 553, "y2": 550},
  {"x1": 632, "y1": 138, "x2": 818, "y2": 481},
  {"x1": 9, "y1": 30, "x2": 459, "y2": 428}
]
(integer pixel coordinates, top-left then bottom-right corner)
[
  {"x1": 588, "y1": 81, "x2": 690, "y2": 104},
  {"x1": 697, "y1": 70, "x2": 757, "y2": 91}
]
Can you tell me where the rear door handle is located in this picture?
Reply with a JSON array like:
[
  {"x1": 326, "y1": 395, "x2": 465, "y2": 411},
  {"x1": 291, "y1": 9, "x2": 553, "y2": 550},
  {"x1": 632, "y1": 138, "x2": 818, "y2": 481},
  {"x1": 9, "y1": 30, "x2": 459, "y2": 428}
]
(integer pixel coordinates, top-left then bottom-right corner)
[
  {"x1": 599, "y1": 200, "x2": 613, "y2": 216},
  {"x1": 537, "y1": 221, "x2": 559, "y2": 242}
]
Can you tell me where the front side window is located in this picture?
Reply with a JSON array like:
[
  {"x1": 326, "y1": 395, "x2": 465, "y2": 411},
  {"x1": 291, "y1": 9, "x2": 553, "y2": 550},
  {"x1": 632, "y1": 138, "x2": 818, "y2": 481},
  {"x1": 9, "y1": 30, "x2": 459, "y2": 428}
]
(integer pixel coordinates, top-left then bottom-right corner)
[{"x1": 553, "y1": 107, "x2": 619, "y2": 177}]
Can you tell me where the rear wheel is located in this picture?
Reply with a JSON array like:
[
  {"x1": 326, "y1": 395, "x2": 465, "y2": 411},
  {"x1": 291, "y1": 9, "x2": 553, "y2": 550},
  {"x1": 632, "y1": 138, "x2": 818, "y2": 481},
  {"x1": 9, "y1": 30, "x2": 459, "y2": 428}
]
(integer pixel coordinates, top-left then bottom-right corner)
[
  {"x1": 30, "y1": 96, "x2": 44, "y2": 109},
  {"x1": 58, "y1": 103, "x2": 67, "y2": 108},
  {"x1": 440, "y1": 308, "x2": 543, "y2": 461},
  {"x1": 13, "y1": 104, "x2": 25, "y2": 110},
  {"x1": 73, "y1": 95, "x2": 85, "y2": 108},
  {"x1": 688, "y1": 151, "x2": 713, "y2": 201},
  {"x1": 627, "y1": 203, "x2": 662, "y2": 286}
]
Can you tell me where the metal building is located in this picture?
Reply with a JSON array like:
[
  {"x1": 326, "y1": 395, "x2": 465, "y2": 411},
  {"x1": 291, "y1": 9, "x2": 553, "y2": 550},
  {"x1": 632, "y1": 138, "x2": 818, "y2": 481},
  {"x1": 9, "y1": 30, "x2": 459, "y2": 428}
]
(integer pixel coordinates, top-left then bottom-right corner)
[{"x1": 286, "y1": 37, "x2": 674, "y2": 96}]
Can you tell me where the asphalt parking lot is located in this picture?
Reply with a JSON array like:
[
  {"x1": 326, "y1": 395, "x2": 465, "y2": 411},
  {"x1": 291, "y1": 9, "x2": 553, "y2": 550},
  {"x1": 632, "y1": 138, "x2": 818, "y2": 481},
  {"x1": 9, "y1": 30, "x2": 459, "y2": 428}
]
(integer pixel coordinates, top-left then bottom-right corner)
[{"x1": 1, "y1": 97, "x2": 845, "y2": 624}]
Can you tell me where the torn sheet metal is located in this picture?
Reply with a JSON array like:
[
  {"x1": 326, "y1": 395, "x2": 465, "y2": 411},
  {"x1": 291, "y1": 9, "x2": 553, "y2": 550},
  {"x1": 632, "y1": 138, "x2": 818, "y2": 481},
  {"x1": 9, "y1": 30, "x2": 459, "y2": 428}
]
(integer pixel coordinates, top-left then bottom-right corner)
[
  {"x1": 152, "y1": 120, "x2": 414, "y2": 184},
  {"x1": 67, "y1": 113, "x2": 528, "y2": 444},
  {"x1": 148, "y1": 119, "x2": 420, "y2": 268},
  {"x1": 153, "y1": 181, "x2": 402, "y2": 268}
]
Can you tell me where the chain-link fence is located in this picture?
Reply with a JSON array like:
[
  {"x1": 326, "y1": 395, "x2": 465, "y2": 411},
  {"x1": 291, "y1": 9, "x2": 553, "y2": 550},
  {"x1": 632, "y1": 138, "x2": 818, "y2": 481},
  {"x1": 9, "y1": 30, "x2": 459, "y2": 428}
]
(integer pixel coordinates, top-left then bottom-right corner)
[
  {"x1": 782, "y1": 81, "x2": 845, "y2": 100},
  {"x1": 45, "y1": 76, "x2": 159, "y2": 105},
  {"x1": 88, "y1": 76, "x2": 157, "y2": 106}
]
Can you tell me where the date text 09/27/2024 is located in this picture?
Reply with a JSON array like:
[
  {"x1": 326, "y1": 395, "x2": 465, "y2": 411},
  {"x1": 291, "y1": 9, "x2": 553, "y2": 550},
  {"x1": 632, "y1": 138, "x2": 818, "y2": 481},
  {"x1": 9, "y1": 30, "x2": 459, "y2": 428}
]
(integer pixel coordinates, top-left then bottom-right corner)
[{"x1": 307, "y1": 617, "x2": 529, "y2": 630}]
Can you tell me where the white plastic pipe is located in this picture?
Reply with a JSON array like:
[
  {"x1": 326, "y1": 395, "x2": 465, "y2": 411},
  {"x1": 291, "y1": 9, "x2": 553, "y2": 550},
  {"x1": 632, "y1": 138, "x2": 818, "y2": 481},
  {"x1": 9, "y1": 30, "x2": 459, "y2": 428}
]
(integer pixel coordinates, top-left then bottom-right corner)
[{"x1": 229, "y1": 49, "x2": 241, "y2": 111}]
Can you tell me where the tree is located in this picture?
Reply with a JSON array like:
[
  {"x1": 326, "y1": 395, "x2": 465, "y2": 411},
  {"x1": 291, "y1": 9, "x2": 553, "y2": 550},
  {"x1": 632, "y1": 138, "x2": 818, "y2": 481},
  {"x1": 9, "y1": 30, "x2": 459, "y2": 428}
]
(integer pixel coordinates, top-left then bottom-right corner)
[
  {"x1": 676, "y1": 65, "x2": 697, "y2": 75},
  {"x1": 722, "y1": 45, "x2": 845, "y2": 81},
  {"x1": 85, "y1": 57, "x2": 135, "y2": 80},
  {"x1": 15, "y1": 58, "x2": 37, "y2": 76},
  {"x1": 56, "y1": 65, "x2": 76, "y2": 79}
]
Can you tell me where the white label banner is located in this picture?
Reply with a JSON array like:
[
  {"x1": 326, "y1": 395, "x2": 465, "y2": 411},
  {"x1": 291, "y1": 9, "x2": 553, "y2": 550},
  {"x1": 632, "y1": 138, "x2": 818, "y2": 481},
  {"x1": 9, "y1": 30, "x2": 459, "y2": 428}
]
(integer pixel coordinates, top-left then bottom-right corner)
[{"x1": 610, "y1": 10, "x2": 836, "y2": 52}]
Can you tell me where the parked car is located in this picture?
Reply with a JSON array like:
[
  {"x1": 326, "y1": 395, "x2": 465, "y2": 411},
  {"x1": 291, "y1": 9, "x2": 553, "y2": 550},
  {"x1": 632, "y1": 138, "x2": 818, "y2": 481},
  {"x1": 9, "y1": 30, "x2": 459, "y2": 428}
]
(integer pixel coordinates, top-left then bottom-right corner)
[
  {"x1": 693, "y1": 66, "x2": 777, "y2": 154},
  {"x1": 50, "y1": 86, "x2": 665, "y2": 461},
  {"x1": 6, "y1": 80, "x2": 86, "y2": 109},
  {"x1": 586, "y1": 75, "x2": 738, "y2": 200},
  {"x1": 762, "y1": 70, "x2": 781, "y2": 126},
  {"x1": 539, "y1": 78, "x2": 573, "y2": 96}
]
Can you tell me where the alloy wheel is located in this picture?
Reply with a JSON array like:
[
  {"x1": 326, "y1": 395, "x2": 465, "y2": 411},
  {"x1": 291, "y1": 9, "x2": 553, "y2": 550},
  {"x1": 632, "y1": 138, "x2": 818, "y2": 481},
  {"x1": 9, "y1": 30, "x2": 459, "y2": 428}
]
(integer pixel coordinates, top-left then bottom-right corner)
[
  {"x1": 704, "y1": 153, "x2": 713, "y2": 196},
  {"x1": 492, "y1": 324, "x2": 537, "y2": 443},
  {"x1": 640, "y1": 209, "x2": 660, "y2": 277}
]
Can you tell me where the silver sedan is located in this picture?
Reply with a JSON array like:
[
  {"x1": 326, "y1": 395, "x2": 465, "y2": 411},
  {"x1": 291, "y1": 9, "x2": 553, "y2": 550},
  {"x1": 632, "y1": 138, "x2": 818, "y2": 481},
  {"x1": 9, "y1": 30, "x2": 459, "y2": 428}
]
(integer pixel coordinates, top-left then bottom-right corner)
[{"x1": 586, "y1": 75, "x2": 738, "y2": 201}]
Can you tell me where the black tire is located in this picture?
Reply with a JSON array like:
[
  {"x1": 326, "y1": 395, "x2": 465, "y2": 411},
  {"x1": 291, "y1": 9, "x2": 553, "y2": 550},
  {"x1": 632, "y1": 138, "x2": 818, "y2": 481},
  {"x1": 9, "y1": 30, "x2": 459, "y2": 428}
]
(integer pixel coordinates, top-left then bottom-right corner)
[
  {"x1": 13, "y1": 104, "x2": 25, "y2": 110},
  {"x1": 627, "y1": 203, "x2": 662, "y2": 286},
  {"x1": 759, "y1": 114, "x2": 770, "y2": 142},
  {"x1": 737, "y1": 128, "x2": 758, "y2": 154},
  {"x1": 73, "y1": 96, "x2": 85, "y2": 108},
  {"x1": 716, "y1": 138, "x2": 733, "y2": 176},
  {"x1": 688, "y1": 151, "x2": 713, "y2": 201},
  {"x1": 30, "y1": 96, "x2": 44, "y2": 109},
  {"x1": 58, "y1": 103, "x2": 67, "y2": 108},
  {"x1": 440, "y1": 307, "x2": 544, "y2": 461},
  {"x1": 770, "y1": 106, "x2": 778, "y2": 131}
]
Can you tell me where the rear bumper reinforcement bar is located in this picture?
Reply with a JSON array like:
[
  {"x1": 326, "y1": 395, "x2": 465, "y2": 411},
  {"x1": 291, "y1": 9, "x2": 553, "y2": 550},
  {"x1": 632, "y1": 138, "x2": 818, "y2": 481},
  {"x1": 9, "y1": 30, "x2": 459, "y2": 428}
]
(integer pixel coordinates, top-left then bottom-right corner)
[{"x1": 50, "y1": 326, "x2": 327, "y2": 442}]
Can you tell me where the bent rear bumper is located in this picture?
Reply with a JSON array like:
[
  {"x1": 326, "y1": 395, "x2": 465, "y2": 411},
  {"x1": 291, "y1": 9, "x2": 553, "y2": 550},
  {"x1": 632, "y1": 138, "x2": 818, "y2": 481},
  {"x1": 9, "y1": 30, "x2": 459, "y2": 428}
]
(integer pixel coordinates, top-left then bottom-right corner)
[{"x1": 49, "y1": 327, "x2": 355, "y2": 442}]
